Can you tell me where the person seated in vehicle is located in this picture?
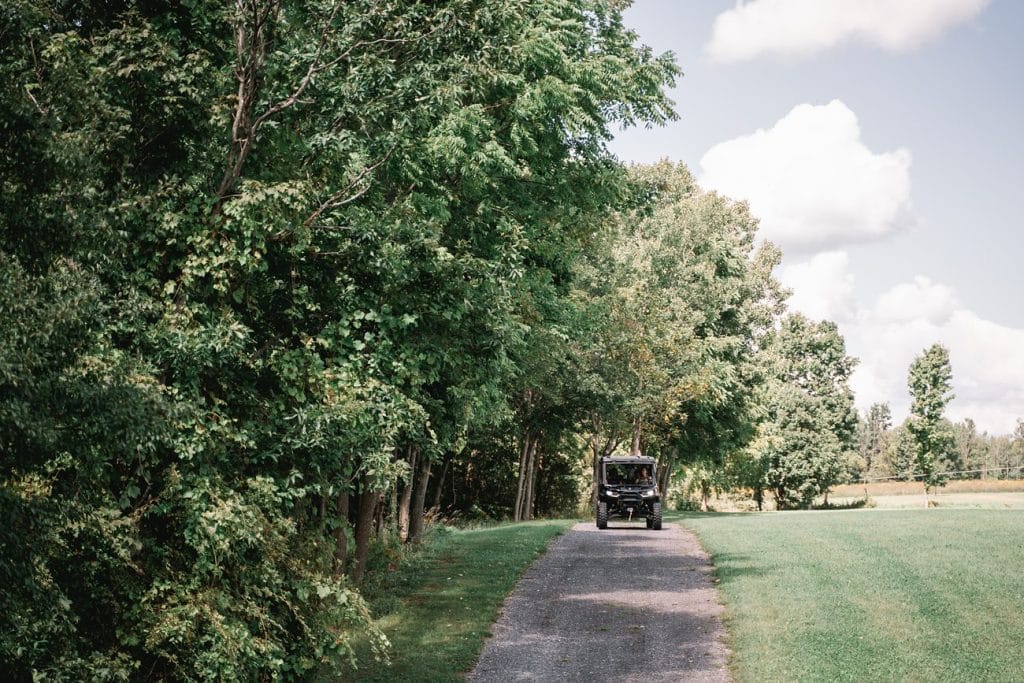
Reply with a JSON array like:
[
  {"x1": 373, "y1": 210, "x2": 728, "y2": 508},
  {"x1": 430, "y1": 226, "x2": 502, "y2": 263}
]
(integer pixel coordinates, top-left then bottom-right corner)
[{"x1": 636, "y1": 467, "x2": 652, "y2": 485}]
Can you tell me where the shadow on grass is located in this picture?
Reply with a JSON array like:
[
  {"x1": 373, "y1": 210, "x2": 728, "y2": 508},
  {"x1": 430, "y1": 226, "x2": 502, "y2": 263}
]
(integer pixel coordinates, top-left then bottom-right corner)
[
  {"x1": 705, "y1": 552, "x2": 771, "y2": 580},
  {"x1": 668, "y1": 511, "x2": 759, "y2": 519},
  {"x1": 339, "y1": 520, "x2": 574, "y2": 682}
]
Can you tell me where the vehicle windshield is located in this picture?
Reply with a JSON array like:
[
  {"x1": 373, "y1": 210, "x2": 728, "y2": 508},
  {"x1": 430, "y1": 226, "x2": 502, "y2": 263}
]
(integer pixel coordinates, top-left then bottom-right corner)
[{"x1": 604, "y1": 463, "x2": 655, "y2": 486}]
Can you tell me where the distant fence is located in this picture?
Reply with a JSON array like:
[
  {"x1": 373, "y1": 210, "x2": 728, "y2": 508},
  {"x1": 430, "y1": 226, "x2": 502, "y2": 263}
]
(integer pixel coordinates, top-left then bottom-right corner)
[{"x1": 859, "y1": 465, "x2": 1024, "y2": 484}]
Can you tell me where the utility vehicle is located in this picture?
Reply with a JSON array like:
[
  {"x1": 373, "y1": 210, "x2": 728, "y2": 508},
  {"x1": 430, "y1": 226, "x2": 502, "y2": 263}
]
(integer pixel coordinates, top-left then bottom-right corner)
[{"x1": 595, "y1": 455, "x2": 662, "y2": 530}]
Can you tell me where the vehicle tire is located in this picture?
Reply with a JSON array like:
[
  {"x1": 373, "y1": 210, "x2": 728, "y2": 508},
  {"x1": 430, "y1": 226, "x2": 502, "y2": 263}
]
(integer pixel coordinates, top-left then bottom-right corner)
[
  {"x1": 596, "y1": 501, "x2": 608, "y2": 529},
  {"x1": 651, "y1": 502, "x2": 662, "y2": 530}
]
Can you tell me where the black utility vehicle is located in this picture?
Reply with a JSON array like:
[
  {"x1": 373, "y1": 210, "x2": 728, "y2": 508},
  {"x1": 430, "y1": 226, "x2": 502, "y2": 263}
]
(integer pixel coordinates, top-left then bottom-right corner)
[{"x1": 595, "y1": 455, "x2": 662, "y2": 530}]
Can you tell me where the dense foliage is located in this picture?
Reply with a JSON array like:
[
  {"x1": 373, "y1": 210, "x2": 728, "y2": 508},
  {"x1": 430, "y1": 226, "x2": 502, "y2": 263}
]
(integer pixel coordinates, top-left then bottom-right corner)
[
  {"x1": 855, "y1": 411, "x2": 1023, "y2": 484},
  {"x1": 1, "y1": 0, "x2": 678, "y2": 678},
  {"x1": 743, "y1": 314, "x2": 859, "y2": 509},
  {"x1": 906, "y1": 344, "x2": 955, "y2": 490}
]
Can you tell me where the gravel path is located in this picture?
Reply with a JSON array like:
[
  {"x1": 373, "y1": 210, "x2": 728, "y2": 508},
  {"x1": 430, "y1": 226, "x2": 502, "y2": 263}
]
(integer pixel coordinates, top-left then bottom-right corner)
[{"x1": 467, "y1": 520, "x2": 731, "y2": 682}]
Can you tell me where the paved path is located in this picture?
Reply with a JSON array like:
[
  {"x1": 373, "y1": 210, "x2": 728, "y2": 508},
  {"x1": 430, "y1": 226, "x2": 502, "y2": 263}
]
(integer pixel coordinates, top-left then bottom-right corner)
[{"x1": 468, "y1": 520, "x2": 731, "y2": 682}]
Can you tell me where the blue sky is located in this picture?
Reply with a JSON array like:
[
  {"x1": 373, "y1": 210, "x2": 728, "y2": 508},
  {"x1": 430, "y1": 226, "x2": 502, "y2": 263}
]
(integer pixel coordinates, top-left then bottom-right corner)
[{"x1": 610, "y1": 0, "x2": 1024, "y2": 433}]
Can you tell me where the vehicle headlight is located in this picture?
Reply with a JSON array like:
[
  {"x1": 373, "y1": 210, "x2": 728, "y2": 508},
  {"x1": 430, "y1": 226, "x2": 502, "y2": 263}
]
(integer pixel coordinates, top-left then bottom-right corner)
[
  {"x1": 606, "y1": 490, "x2": 619, "y2": 497},
  {"x1": 642, "y1": 489, "x2": 657, "y2": 498}
]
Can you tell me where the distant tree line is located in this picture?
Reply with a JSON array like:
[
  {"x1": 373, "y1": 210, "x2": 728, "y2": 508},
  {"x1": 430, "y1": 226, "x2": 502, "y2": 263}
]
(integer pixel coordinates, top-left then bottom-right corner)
[
  {"x1": 856, "y1": 408, "x2": 1024, "y2": 485},
  {"x1": 850, "y1": 344, "x2": 1024, "y2": 486}
]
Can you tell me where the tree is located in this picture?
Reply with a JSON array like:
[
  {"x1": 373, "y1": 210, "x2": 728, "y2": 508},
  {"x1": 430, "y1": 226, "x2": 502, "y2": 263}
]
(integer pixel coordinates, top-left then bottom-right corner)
[
  {"x1": 1012, "y1": 420, "x2": 1024, "y2": 479},
  {"x1": 573, "y1": 163, "x2": 784, "y2": 501},
  {"x1": 858, "y1": 402, "x2": 892, "y2": 477},
  {"x1": 907, "y1": 344, "x2": 955, "y2": 493},
  {"x1": 882, "y1": 423, "x2": 919, "y2": 481},
  {"x1": 756, "y1": 314, "x2": 858, "y2": 509}
]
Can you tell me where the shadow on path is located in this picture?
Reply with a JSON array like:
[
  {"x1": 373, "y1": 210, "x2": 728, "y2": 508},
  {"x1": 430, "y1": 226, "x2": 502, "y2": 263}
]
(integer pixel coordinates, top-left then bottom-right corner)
[{"x1": 467, "y1": 522, "x2": 731, "y2": 682}]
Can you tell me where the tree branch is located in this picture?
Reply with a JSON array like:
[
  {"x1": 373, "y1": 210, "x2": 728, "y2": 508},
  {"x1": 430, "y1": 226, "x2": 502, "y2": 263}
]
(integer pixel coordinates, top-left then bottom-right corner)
[{"x1": 302, "y1": 147, "x2": 395, "y2": 227}]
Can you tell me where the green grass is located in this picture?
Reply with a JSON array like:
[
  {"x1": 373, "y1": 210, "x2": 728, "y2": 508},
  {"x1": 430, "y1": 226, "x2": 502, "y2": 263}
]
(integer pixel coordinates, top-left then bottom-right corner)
[
  {"x1": 678, "y1": 510, "x2": 1024, "y2": 683},
  {"x1": 340, "y1": 519, "x2": 573, "y2": 682}
]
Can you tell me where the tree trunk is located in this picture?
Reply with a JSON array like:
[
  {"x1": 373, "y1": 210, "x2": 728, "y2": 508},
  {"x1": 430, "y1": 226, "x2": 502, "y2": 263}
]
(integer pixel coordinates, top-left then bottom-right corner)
[
  {"x1": 406, "y1": 454, "x2": 432, "y2": 544},
  {"x1": 523, "y1": 438, "x2": 539, "y2": 521},
  {"x1": 588, "y1": 414, "x2": 622, "y2": 507},
  {"x1": 657, "y1": 451, "x2": 675, "y2": 495},
  {"x1": 374, "y1": 492, "x2": 387, "y2": 537},
  {"x1": 351, "y1": 478, "x2": 382, "y2": 583},
  {"x1": 431, "y1": 455, "x2": 450, "y2": 512},
  {"x1": 629, "y1": 417, "x2": 643, "y2": 456},
  {"x1": 513, "y1": 430, "x2": 532, "y2": 521},
  {"x1": 398, "y1": 445, "x2": 418, "y2": 541},
  {"x1": 390, "y1": 483, "x2": 399, "y2": 535},
  {"x1": 332, "y1": 491, "x2": 349, "y2": 575}
]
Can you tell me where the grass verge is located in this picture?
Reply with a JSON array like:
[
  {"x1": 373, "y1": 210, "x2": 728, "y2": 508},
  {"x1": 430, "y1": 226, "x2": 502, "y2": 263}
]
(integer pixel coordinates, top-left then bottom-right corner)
[
  {"x1": 677, "y1": 509, "x2": 1024, "y2": 682},
  {"x1": 340, "y1": 519, "x2": 573, "y2": 682}
]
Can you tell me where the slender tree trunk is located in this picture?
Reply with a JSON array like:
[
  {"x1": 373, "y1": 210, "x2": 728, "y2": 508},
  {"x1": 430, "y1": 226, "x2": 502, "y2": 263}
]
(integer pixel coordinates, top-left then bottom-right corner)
[
  {"x1": 589, "y1": 414, "x2": 623, "y2": 508},
  {"x1": 431, "y1": 455, "x2": 450, "y2": 512},
  {"x1": 407, "y1": 454, "x2": 432, "y2": 544},
  {"x1": 452, "y1": 456, "x2": 459, "y2": 508},
  {"x1": 528, "y1": 440, "x2": 544, "y2": 520},
  {"x1": 657, "y1": 451, "x2": 675, "y2": 494},
  {"x1": 374, "y1": 493, "x2": 386, "y2": 537},
  {"x1": 333, "y1": 491, "x2": 349, "y2": 575},
  {"x1": 523, "y1": 438, "x2": 539, "y2": 521},
  {"x1": 630, "y1": 417, "x2": 643, "y2": 456},
  {"x1": 513, "y1": 430, "x2": 531, "y2": 521},
  {"x1": 398, "y1": 445, "x2": 417, "y2": 541},
  {"x1": 319, "y1": 490, "x2": 327, "y2": 529},
  {"x1": 351, "y1": 478, "x2": 382, "y2": 583},
  {"x1": 390, "y1": 483, "x2": 400, "y2": 536}
]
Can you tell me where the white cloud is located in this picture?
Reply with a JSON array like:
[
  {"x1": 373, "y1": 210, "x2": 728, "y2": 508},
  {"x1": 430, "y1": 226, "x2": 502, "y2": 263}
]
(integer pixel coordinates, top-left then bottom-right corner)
[
  {"x1": 873, "y1": 276, "x2": 958, "y2": 325},
  {"x1": 699, "y1": 100, "x2": 914, "y2": 254},
  {"x1": 706, "y1": 0, "x2": 990, "y2": 63},
  {"x1": 784, "y1": 260, "x2": 1024, "y2": 434},
  {"x1": 778, "y1": 251, "x2": 857, "y2": 323},
  {"x1": 851, "y1": 305, "x2": 1024, "y2": 435}
]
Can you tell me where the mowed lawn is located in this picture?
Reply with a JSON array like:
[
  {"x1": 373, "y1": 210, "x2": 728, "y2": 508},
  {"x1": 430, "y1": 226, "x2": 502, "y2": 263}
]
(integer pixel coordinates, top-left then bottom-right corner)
[{"x1": 680, "y1": 510, "x2": 1024, "y2": 682}]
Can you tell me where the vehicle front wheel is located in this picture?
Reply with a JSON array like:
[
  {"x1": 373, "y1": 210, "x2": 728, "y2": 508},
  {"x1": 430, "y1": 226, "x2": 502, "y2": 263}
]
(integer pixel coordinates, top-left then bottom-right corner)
[
  {"x1": 596, "y1": 501, "x2": 608, "y2": 529},
  {"x1": 651, "y1": 502, "x2": 662, "y2": 530}
]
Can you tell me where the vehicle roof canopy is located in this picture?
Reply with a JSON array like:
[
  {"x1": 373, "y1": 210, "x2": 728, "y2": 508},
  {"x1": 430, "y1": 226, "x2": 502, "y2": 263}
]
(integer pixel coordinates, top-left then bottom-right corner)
[{"x1": 601, "y1": 455, "x2": 656, "y2": 465}]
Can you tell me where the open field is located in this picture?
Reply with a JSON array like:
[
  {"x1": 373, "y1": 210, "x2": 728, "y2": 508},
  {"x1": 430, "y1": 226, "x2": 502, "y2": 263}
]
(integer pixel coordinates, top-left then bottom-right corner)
[
  {"x1": 839, "y1": 491, "x2": 1024, "y2": 509},
  {"x1": 680, "y1": 509, "x2": 1024, "y2": 682},
  {"x1": 832, "y1": 479, "x2": 1024, "y2": 497},
  {"x1": 829, "y1": 479, "x2": 1024, "y2": 509},
  {"x1": 341, "y1": 520, "x2": 572, "y2": 682},
  {"x1": 703, "y1": 479, "x2": 1024, "y2": 511}
]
